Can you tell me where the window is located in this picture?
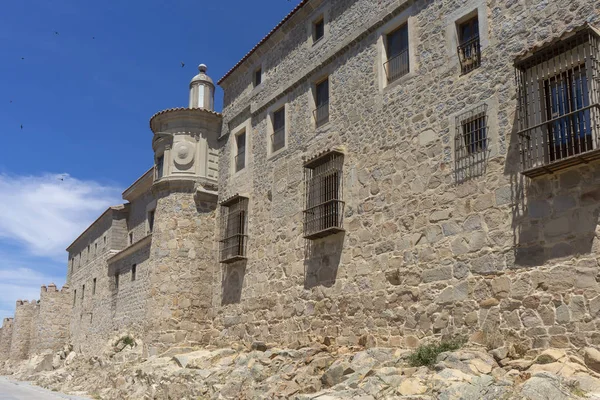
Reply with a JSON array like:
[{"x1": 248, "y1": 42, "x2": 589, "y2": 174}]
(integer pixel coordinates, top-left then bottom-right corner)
[
  {"x1": 129, "y1": 232, "x2": 134, "y2": 245},
  {"x1": 156, "y1": 155, "x2": 164, "y2": 180},
  {"x1": 271, "y1": 106, "x2": 286, "y2": 153},
  {"x1": 314, "y1": 78, "x2": 330, "y2": 127},
  {"x1": 384, "y1": 24, "x2": 409, "y2": 83},
  {"x1": 87, "y1": 245, "x2": 90, "y2": 260},
  {"x1": 455, "y1": 104, "x2": 488, "y2": 183},
  {"x1": 148, "y1": 210, "x2": 155, "y2": 233},
  {"x1": 254, "y1": 68, "x2": 262, "y2": 87},
  {"x1": 115, "y1": 273, "x2": 119, "y2": 291},
  {"x1": 94, "y1": 243, "x2": 97, "y2": 255},
  {"x1": 457, "y1": 15, "x2": 481, "y2": 74},
  {"x1": 132, "y1": 264, "x2": 137, "y2": 281},
  {"x1": 219, "y1": 196, "x2": 248, "y2": 263},
  {"x1": 92, "y1": 278, "x2": 97, "y2": 295},
  {"x1": 313, "y1": 17, "x2": 325, "y2": 43},
  {"x1": 73, "y1": 290, "x2": 77, "y2": 306},
  {"x1": 82, "y1": 285, "x2": 85, "y2": 300},
  {"x1": 103, "y1": 236, "x2": 107, "y2": 246},
  {"x1": 235, "y1": 131, "x2": 246, "y2": 172},
  {"x1": 303, "y1": 150, "x2": 345, "y2": 239},
  {"x1": 516, "y1": 26, "x2": 599, "y2": 178}
]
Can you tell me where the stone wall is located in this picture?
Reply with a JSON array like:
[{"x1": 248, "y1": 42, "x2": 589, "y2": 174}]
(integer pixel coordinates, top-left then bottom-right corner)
[
  {"x1": 215, "y1": 0, "x2": 600, "y2": 351},
  {"x1": 10, "y1": 301, "x2": 37, "y2": 360},
  {"x1": 145, "y1": 187, "x2": 218, "y2": 355},
  {"x1": 0, "y1": 318, "x2": 13, "y2": 361},
  {"x1": 30, "y1": 284, "x2": 71, "y2": 356}
]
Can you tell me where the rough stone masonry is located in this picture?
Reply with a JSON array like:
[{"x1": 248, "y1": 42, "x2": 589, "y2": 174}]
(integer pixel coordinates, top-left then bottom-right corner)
[{"x1": 1, "y1": 0, "x2": 600, "y2": 365}]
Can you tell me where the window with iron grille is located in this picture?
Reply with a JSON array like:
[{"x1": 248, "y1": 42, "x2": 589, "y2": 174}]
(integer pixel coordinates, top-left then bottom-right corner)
[
  {"x1": 516, "y1": 26, "x2": 600, "y2": 178},
  {"x1": 455, "y1": 104, "x2": 488, "y2": 183},
  {"x1": 303, "y1": 151, "x2": 344, "y2": 239},
  {"x1": 235, "y1": 130, "x2": 246, "y2": 172},
  {"x1": 219, "y1": 196, "x2": 248, "y2": 263},
  {"x1": 384, "y1": 24, "x2": 409, "y2": 83},
  {"x1": 314, "y1": 78, "x2": 329, "y2": 127},
  {"x1": 457, "y1": 16, "x2": 481, "y2": 74},
  {"x1": 271, "y1": 107, "x2": 285, "y2": 153}
]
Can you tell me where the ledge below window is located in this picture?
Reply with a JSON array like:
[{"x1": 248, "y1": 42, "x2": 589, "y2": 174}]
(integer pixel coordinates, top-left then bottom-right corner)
[
  {"x1": 303, "y1": 227, "x2": 345, "y2": 240},
  {"x1": 107, "y1": 234, "x2": 152, "y2": 264},
  {"x1": 522, "y1": 148, "x2": 600, "y2": 178}
]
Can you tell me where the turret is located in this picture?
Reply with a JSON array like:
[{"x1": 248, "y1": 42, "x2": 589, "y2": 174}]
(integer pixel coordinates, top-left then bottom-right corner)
[{"x1": 150, "y1": 63, "x2": 222, "y2": 195}]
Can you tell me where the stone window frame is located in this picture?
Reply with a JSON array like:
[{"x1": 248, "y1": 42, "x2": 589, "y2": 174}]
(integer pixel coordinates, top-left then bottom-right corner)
[
  {"x1": 250, "y1": 61, "x2": 266, "y2": 96},
  {"x1": 145, "y1": 199, "x2": 157, "y2": 235},
  {"x1": 449, "y1": 95, "x2": 499, "y2": 183},
  {"x1": 307, "y1": 3, "x2": 330, "y2": 49},
  {"x1": 376, "y1": 7, "x2": 419, "y2": 91},
  {"x1": 444, "y1": 0, "x2": 490, "y2": 73},
  {"x1": 309, "y1": 68, "x2": 333, "y2": 130},
  {"x1": 266, "y1": 96, "x2": 290, "y2": 159},
  {"x1": 230, "y1": 118, "x2": 252, "y2": 176}
]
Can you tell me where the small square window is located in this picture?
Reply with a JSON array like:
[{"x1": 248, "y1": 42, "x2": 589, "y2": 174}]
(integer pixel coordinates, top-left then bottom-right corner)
[
  {"x1": 384, "y1": 24, "x2": 410, "y2": 83},
  {"x1": 132, "y1": 264, "x2": 137, "y2": 282},
  {"x1": 271, "y1": 107, "x2": 286, "y2": 153},
  {"x1": 313, "y1": 17, "x2": 325, "y2": 43},
  {"x1": 314, "y1": 78, "x2": 330, "y2": 127},
  {"x1": 254, "y1": 68, "x2": 262, "y2": 87},
  {"x1": 457, "y1": 15, "x2": 481, "y2": 74},
  {"x1": 235, "y1": 131, "x2": 246, "y2": 172}
]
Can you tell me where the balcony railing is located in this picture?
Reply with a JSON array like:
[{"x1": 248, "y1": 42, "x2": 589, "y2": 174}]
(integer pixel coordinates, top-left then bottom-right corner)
[
  {"x1": 313, "y1": 101, "x2": 329, "y2": 127},
  {"x1": 271, "y1": 127, "x2": 285, "y2": 153},
  {"x1": 457, "y1": 36, "x2": 481, "y2": 74},
  {"x1": 219, "y1": 196, "x2": 248, "y2": 263},
  {"x1": 384, "y1": 49, "x2": 409, "y2": 83},
  {"x1": 515, "y1": 26, "x2": 600, "y2": 178},
  {"x1": 219, "y1": 234, "x2": 248, "y2": 263}
]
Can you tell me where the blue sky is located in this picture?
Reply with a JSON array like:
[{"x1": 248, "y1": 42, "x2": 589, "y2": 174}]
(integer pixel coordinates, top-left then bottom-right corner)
[{"x1": 0, "y1": 0, "x2": 299, "y2": 320}]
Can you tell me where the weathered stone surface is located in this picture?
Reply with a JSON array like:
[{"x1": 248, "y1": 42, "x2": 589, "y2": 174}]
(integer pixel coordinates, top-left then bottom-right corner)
[{"x1": 584, "y1": 347, "x2": 600, "y2": 374}]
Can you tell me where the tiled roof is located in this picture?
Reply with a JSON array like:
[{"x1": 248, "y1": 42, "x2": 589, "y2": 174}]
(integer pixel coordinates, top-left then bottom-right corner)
[
  {"x1": 217, "y1": 0, "x2": 311, "y2": 85},
  {"x1": 514, "y1": 23, "x2": 600, "y2": 67}
]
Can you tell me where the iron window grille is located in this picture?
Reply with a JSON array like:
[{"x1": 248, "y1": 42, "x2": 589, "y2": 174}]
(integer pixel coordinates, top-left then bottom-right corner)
[
  {"x1": 303, "y1": 150, "x2": 345, "y2": 239},
  {"x1": 271, "y1": 107, "x2": 286, "y2": 153},
  {"x1": 516, "y1": 25, "x2": 600, "y2": 178},
  {"x1": 314, "y1": 78, "x2": 329, "y2": 127},
  {"x1": 384, "y1": 24, "x2": 410, "y2": 83},
  {"x1": 219, "y1": 196, "x2": 248, "y2": 263},
  {"x1": 455, "y1": 104, "x2": 489, "y2": 183},
  {"x1": 235, "y1": 131, "x2": 246, "y2": 172},
  {"x1": 457, "y1": 17, "x2": 481, "y2": 74}
]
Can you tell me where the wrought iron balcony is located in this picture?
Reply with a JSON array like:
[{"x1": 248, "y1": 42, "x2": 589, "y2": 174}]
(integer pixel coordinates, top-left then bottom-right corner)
[
  {"x1": 314, "y1": 101, "x2": 329, "y2": 127},
  {"x1": 219, "y1": 196, "x2": 248, "y2": 263},
  {"x1": 515, "y1": 25, "x2": 600, "y2": 178},
  {"x1": 384, "y1": 49, "x2": 409, "y2": 83},
  {"x1": 457, "y1": 36, "x2": 481, "y2": 74}
]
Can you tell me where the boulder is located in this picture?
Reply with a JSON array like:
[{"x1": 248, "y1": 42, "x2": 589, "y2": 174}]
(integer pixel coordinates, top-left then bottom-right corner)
[
  {"x1": 398, "y1": 377, "x2": 427, "y2": 396},
  {"x1": 584, "y1": 347, "x2": 600, "y2": 374},
  {"x1": 65, "y1": 351, "x2": 77, "y2": 366},
  {"x1": 520, "y1": 372, "x2": 570, "y2": 400},
  {"x1": 251, "y1": 341, "x2": 268, "y2": 352}
]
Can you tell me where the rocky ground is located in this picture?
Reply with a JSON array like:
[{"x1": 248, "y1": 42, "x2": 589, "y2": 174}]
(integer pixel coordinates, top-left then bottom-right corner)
[{"x1": 4, "y1": 335, "x2": 600, "y2": 399}]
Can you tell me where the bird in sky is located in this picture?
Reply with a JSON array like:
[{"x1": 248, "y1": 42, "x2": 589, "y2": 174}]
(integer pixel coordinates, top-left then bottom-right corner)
[
  {"x1": 54, "y1": 31, "x2": 59, "y2": 35},
  {"x1": 20, "y1": 124, "x2": 23, "y2": 130},
  {"x1": 21, "y1": 57, "x2": 24, "y2": 60},
  {"x1": 181, "y1": 62, "x2": 185, "y2": 68}
]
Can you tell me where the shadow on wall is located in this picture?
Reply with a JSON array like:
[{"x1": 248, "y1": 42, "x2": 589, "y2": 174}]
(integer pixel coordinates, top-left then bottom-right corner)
[
  {"x1": 221, "y1": 261, "x2": 246, "y2": 306},
  {"x1": 304, "y1": 232, "x2": 344, "y2": 289},
  {"x1": 506, "y1": 113, "x2": 600, "y2": 268}
]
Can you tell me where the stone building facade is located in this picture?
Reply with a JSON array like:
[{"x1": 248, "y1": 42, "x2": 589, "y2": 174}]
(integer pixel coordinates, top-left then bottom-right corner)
[{"x1": 2, "y1": 0, "x2": 600, "y2": 362}]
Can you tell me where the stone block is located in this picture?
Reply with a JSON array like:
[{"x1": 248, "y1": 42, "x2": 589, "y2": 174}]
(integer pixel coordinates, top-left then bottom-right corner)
[{"x1": 421, "y1": 266, "x2": 452, "y2": 283}]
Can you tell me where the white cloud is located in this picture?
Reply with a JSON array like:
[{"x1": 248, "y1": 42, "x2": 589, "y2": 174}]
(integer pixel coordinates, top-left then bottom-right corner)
[{"x1": 0, "y1": 173, "x2": 122, "y2": 261}]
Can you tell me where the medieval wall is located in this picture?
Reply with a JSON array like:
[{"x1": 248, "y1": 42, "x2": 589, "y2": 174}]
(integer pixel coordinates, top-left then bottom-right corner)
[
  {"x1": 0, "y1": 318, "x2": 14, "y2": 361},
  {"x1": 30, "y1": 284, "x2": 71, "y2": 355},
  {"x1": 215, "y1": 0, "x2": 600, "y2": 351},
  {"x1": 10, "y1": 301, "x2": 37, "y2": 360},
  {"x1": 145, "y1": 188, "x2": 218, "y2": 356}
]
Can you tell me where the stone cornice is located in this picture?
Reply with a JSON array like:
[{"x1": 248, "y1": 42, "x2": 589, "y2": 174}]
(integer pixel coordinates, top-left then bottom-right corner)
[
  {"x1": 107, "y1": 234, "x2": 152, "y2": 264},
  {"x1": 149, "y1": 107, "x2": 222, "y2": 133}
]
